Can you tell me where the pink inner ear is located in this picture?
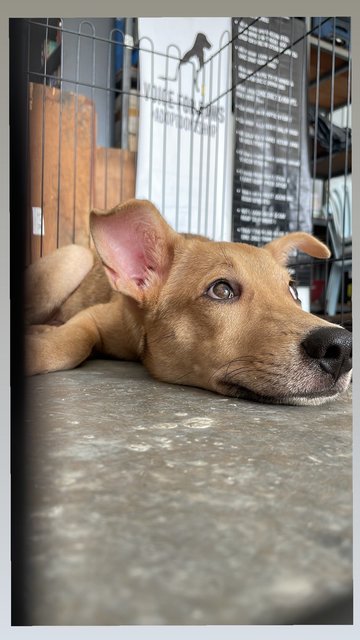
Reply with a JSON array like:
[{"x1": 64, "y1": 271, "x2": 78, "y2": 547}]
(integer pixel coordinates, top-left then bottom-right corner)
[{"x1": 91, "y1": 210, "x2": 159, "y2": 289}]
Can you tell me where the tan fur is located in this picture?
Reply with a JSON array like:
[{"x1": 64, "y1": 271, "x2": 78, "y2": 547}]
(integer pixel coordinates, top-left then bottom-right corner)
[
  {"x1": 25, "y1": 199, "x2": 352, "y2": 406},
  {"x1": 25, "y1": 245, "x2": 95, "y2": 324}
]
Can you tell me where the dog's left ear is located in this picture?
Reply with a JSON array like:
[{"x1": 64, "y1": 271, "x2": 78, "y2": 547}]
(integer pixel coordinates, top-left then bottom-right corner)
[
  {"x1": 90, "y1": 199, "x2": 178, "y2": 303},
  {"x1": 264, "y1": 232, "x2": 331, "y2": 265}
]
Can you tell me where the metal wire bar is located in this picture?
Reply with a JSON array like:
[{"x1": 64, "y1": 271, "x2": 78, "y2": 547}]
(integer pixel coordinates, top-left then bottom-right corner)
[
  {"x1": 187, "y1": 55, "x2": 197, "y2": 234},
  {"x1": 26, "y1": 19, "x2": 32, "y2": 263},
  {"x1": 88, "y1": 26, "x2": 96, "y2": 221},
  {"x1": 206, "y1": 16, "x2": 261, "y2": 66},
  {"x1": 204, "y1": 56, "x2": 214, "y2": 238},
  {"x1": 220, "y1": 30, "x2": 231, "y2": 240},
  {"x1": 161, "y1": 44, "x2": 170, "y2": 215},
  {"x1": 212, "y1": 36, "x2": 223, "y2": 239},
  {"x1": 56, "y1": 23, "x2": 64, "y2": 248},
  {"x1": 258, "y1": 20, "x2": 271, "y2": 242},
  {"x1": 322, "y1": 18, "x2": 338, "y2": 316},
  {"x1": 138, "y1": 36, "x2": 155, "y2": 200},
  {"x1": 175, "y1": 53, "x2": 183, "y2": 232},
  {"x1": 204, "y1": 17, "x2": 333, "y2": 112},
  {"x1": 340, "y1": 27, "x2": 352, "y2": 323},
  {"x1": 294, "y1": 21, "x2": 307, "y2": 281},
  {"x1": 39, "y1": 19, "x2": 49, "y2": 258}
]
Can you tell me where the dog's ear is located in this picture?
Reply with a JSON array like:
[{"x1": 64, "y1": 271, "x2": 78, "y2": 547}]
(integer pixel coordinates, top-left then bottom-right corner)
[
  {"x1": 264, "y1": 232, "x2": 331, "y2": 265},
  {"x1": 90, "y1": 199, "x2": 178, "y2": 303}
]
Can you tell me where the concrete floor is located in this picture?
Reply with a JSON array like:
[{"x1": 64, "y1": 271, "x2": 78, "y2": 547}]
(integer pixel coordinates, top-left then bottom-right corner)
[{"x1": 23, "y1": 359, "x2": 353, "y2": 625}]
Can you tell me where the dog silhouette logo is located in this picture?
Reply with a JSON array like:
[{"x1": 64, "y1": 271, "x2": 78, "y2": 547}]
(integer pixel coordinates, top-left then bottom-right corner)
[{"x1": 160, "y1": 33, "x2": 212, "y2": 91}]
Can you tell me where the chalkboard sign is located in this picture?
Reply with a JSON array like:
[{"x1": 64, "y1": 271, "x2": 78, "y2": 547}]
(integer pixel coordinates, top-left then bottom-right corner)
[{"x1": 232, "y1": 17, "x2": 312, "y2": 246}]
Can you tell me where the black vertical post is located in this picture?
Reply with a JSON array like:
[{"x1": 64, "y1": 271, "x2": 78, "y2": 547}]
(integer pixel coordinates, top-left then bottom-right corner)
[{"x1": 10, "y1": 17, "x2": 29, "y2": 625}]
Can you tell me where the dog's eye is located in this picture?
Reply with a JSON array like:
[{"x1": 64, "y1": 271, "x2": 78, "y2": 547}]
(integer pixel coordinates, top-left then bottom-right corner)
[
  {"x1": 289, "y1": 281, "x2": 300, "y2": 303},
  {"x1": 206, "y1": 280, "x2": 236, "y2": 300}
]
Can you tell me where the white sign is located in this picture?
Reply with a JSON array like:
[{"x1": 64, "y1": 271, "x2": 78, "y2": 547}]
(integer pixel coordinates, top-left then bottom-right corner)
[
  {"x1": 32, "y1": 207, "x2": 45, "y2": 236},
  {"x1": 136, "y1": 18, "x2": 232, "y2": 240}
]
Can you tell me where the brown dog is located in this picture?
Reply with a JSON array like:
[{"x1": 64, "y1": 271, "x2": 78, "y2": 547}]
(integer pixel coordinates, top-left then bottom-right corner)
[{"x1": 25, "y1": 199, "x2": 352, "y2": 405}]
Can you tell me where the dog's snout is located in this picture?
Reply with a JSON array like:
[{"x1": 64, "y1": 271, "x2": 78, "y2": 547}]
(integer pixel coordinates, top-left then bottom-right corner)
[{"x1": 301, "y1": 326, "x2": 352, "y2": 380}]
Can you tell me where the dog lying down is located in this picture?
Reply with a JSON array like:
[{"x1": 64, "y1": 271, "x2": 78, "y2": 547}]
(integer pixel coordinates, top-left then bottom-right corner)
[{"x1": 25, "y1": 199, "x2": 352, "y2": 406}]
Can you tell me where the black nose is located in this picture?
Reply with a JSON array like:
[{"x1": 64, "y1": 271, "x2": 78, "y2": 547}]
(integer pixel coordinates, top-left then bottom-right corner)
[{"x1": 301, "y1": 327, "x2": 352, "y2": 380}]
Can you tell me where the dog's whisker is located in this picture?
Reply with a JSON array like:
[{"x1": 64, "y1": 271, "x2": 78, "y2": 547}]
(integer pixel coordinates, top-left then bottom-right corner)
[
  {"x1": 172, "y1": 371, "x2": 194, "y2": 383},
  {"x1": 209, "y1": 354, "x2": 274, "y2": 381}
]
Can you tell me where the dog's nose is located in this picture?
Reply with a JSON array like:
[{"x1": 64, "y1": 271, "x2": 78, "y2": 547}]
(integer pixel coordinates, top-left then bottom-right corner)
[{"x1": 301, "y1": 326, "x2": 352, "y2": 380}]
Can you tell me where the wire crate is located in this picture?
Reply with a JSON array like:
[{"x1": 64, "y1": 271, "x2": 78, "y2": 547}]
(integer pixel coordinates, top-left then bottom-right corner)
[{"x1": 11, "y1": 16, "x2": 352, "y2": 327}]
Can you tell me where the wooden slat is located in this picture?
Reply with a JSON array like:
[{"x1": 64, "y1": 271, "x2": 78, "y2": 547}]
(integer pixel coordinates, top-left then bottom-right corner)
[
  {"x1": 28, "y1": 82, "x2": 46, "y2": 263},
  {"x1": 41, "y1": 86, "x2": 60, "y2": 257},
  {"x1": 28, "y1": 83, "x2": 136, "y2": 264},
  {"x1": 28, "y1": 83, "x2": 96, "y2": 264},
  {"x1": 94, "y1": 147, "x2": 136, "y2": 211}
]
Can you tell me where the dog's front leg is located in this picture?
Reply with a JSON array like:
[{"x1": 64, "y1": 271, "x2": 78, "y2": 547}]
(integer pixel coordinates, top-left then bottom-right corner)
[
  {"x1": 25, "y1": 308, "x2": 102, "y2": 376},
  {"x1": 25, "y1": 298, "x2": 144, "y2": 376}
]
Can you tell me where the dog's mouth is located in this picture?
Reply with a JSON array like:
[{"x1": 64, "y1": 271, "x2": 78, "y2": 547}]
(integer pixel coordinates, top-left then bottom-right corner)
[{"x1": 218, "y1": 379, "x2": 349, "y2": 406}]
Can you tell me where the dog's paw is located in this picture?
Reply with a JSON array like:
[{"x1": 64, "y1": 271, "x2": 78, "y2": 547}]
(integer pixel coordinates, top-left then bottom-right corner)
[
  {"x1": 25, "y1": 332, "x2": 61, "y2": 375},
  {"x1": 25, "y1": 319, "x2": 94, "y2": 375}
]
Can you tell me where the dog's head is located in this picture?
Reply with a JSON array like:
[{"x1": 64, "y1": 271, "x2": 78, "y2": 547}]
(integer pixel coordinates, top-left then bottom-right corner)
[
  {"x1": 90, "y1": 199, "x2": 352, "y2": 406},
  {"x1": 194, "y1": 33, "x2": 212, "y2": 51}
]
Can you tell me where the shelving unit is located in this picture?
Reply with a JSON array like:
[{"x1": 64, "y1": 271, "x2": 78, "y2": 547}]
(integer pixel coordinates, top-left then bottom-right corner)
[
  {"x1": 307, "y1": 23, "x2": 352, "y2": 321},
  {"x1": 312, "y1": 147, "x2": 351, "y2": 179},
  {"x1": 308, "y1": 35, "x2": 351, "y2": 180},
  {"x1": 308, "y1": 35, "x2": 350, "y2": 112}
]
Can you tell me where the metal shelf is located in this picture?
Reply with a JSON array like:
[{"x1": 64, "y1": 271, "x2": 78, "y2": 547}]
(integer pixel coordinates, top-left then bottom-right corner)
[{"x1": 308, "y1": 42, "x2": 350, "y2": 112}]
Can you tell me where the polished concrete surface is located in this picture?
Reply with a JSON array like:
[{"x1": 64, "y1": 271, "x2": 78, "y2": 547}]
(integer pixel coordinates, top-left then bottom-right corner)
[{"x1": 23, "y1": 360, "x2": 353, "y2": 625}]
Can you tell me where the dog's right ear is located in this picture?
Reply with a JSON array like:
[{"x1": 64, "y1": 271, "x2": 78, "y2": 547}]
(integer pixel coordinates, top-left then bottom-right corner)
[
  {"x1": 90, "y1": 199, "x2": 178, "y2": 303},
  {"x1": 264, "y1": 232, "x2": 331, "y2": 266}
]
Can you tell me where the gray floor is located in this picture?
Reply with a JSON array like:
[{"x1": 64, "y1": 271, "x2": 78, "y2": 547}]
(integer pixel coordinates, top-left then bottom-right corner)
[{"x1": 24, "y1": 359, "x2": 353, "y2": 625}]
